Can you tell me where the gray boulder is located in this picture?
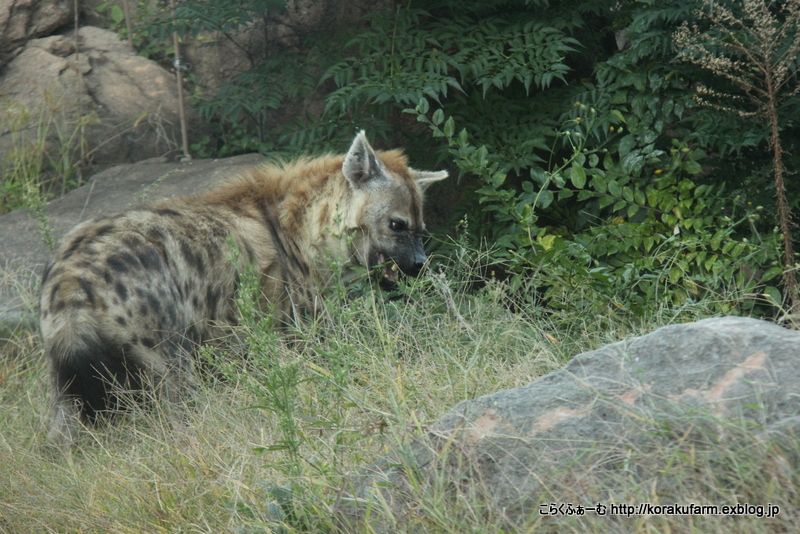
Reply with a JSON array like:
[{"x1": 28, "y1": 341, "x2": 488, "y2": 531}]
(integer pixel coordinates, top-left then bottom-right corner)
[
  {"x1": 0, "y1": 26, "x2": 206, "y2": 173},
  {"x1": 335, "y1": 316, "x2": 800, "y2": 532},
  {"x1": 0, "y1": 153, "x2": 264, "y2": 331},
  {"x1": 0, "y1": 0, "x2": 72, "y2": 55}
]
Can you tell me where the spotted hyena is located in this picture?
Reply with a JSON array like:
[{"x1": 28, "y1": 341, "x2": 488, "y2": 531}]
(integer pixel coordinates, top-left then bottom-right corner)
[{"x1": 40, "y1": 131, "x2": 447, "y2": 445}]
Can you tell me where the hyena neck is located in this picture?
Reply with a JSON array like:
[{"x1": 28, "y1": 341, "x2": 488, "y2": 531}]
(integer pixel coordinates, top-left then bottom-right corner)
[
  {"x1": 288, "y1": 172, "x2": 362, "y2": 279},
  {"x1": 218, "y1": 159, "x2": 360, "y2": 283},
  {"x1": 207, "y1": 157, "x2": 368, "y2": 285}
]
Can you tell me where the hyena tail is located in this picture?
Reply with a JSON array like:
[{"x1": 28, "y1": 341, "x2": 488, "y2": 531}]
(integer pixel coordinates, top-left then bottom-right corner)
[{"x1": 46, "y1": 324, "x2": 145, "y2": 446}]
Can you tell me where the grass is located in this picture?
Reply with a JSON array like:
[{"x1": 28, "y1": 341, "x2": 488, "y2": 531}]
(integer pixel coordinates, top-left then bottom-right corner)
[
  {"x1": 0, "y1": 97, "x2": 94, "y2": 219},
  {"x1": 0, "y1": 253, "x2": 797, "y2": 533}
]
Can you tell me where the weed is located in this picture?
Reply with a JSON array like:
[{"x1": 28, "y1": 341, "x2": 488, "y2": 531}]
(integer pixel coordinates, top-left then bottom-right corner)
[{"x1": 0, "y1": 252, "x2": 795, "y2": 532}]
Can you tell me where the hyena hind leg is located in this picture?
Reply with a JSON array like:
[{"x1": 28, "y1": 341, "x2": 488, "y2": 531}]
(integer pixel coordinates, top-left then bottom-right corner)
[
  {"x1": 45, "y1": 337, "x2": 198, "y2": 448},
  {"x1": 137, "y1": 336, "x2": 203, "y2": 435},
  {"x1": 152, "y1": 335, "x2": 202, "y2": 404},
  {"x1": 47, "y1": 392, "x2": 84, "y2": 450}
]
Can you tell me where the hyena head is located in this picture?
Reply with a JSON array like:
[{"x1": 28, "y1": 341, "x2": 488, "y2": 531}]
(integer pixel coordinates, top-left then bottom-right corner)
[{"x1": 342, "y1": 131, "x2": 448, "y2": 280}]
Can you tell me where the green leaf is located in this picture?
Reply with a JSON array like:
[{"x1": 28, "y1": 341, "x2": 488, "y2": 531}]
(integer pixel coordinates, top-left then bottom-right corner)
[
  {"x1": 444, "y1": 116, "x2": 455, "y2": 138},
  {"x1": 592, "y1": 175, "x2": 607, "y2": 194},
  {"x1": 458, "y1": 128, "x2": 469, "y2": 148},
  {"x1": 110, "y1": 4, "x2": 124, "y2": 23},
  {"x1": 684, "y1": 160, "x2": 702, "y2": 174},
  {"x1": 646, "y1": 188, "x2": 659, "y2": 208},
  {"x1": 763, "y1": 286, "x2": 782, "y2": 305},
  {"x1": 603, "y1": 152, "x2": 614, "y2": 171},
  {"x1": 669, "y1": 266, "x2": 683, "y2": 283},
  {"x1": 762, "y1": 266, "x2": 783, "y2": 283},
  {"x1": 722, "y1": 240, "x2": 735, "y2": 254},
  {"x1": 608, "y1": 180, "x2": 621, "y2": 197},
  {"x1": 530, "y1": 168, "x2": 547, "y2": 186},
  {"x1": 691, "y1": 149, "x2": 706, "y2": 160},
  {"x1": 696, "y1": 252, "x2": 707, "y2": 265},
  {"x1": 618, "y1": 135, "x2": 636, "y2": 158},
  {"x1": 622, "y1": 187, "x2": 634, "y2": 202},
  {"x1": 536, "y1": 190, "x2": 554, "y2": 209},
  {"x1": 432, "y1": 109, "x2": 444, "y2": 126},
  {"x1": 570, "y1": 162, "x2": 586, "y2": 189},
  {"x1": 597, "y1": 196, "x2": 614, "y2": 209}
]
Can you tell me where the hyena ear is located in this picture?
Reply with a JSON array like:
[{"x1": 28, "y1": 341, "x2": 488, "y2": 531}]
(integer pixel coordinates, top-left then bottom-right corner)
[
  {"x1": 416, "y1": 170, "x2": 448, "y2": 192},
  {"x1": 343, "y1": 130, "x2": 385, "y2": 188}
]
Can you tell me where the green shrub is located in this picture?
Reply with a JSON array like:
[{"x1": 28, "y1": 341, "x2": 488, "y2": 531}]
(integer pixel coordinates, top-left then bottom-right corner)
[{"x1": 132, "y1": 0, "x2": 800, "y2": 318}]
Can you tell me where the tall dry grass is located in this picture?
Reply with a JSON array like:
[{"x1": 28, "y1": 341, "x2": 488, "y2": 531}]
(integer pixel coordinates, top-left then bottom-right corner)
[{"x1": 0, "y1": 253, "x2": 796, "y2": 533}]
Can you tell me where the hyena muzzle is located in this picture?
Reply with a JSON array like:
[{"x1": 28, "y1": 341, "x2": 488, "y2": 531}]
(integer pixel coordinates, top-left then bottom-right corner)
[{"x1": 40, "y1": 131, "x2": 447, "y2": 445}]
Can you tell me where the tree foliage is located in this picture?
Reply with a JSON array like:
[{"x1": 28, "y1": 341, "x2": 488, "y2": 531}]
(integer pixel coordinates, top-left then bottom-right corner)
[
  {"x1": 675, "y1": 0, "x2": 800, "y2": 311},
  {"x1": 147, "y1": 0, "x2": 799, "y2": 319}
]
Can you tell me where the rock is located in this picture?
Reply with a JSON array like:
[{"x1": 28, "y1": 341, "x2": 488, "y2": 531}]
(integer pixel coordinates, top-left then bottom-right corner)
[
  {"x1": 0, "y1": 0, "x2": 73, "y2": 55},
  {"x1": 0, "y1": 153, "x2": 264, "y2": 332},
  {"x1": 0, "y1": 34, "x2": 88, "y2": 124},
  {"x1": 335, "y1": 317, "x2": 800, "y2": 532},
  {"x1": 77, "y1": 0, "x2": 108, "y2": 28},
  {"x1": 0, "y1": 26, "x2": 207, "y2": 175},
  {"x1": 182, "y1": 0, "x2": 392, "y2": 97}
]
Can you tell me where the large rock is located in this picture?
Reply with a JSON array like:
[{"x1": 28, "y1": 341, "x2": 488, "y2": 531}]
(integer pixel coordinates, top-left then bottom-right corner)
[
  {"x1": 335, "y1": 316, "x2": 800, "y2": 531},
  {"x1": 0, "y1": 26, "x2": 206, "y2": 174},
  {"x1": 0, "y1": 153, "x2": 264, "y2": 331},
  {"x1": 182, "y1": 0, "x2": 392, "y2": 95},
  {"x1": 0, "y1": 0, "x2": 73, "y2": 55}
]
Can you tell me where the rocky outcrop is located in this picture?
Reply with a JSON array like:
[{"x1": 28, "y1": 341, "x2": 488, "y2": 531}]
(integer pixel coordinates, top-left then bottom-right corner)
[
  {"x1": 182, "y1": 0, "x2": 393, "y2": 95},
  {"x1": 335, "y1": 317, "x2": 800, "y2": 532},
  {"x1": 0, "y1": 26, "x2": 205, "y2": 174},
  {"x1": 0, "y1": 153, "x2": 264, "y2": 331},
  {"x1": 0, "y1": 0, "x2": 73, "y2": 56}
]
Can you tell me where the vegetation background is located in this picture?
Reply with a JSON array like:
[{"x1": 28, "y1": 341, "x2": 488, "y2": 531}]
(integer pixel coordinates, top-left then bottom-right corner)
[
  {"x1": 167, "y1": 0, "x2": 800, "y2": 320},
  {"x1": 4, "y1": 0, "x2": 800, "y2": 321},
  {"x1": 1, "y1": 0, "x2": 800, "y2": 532},
  {"x1": 92, "y1": 0, "x2": 794, "y2": 323}
]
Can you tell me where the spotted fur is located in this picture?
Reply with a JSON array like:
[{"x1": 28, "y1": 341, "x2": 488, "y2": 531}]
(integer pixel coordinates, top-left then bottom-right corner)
[{"x1": 40, "y1": 131, "x2": 447, "y2": 445}]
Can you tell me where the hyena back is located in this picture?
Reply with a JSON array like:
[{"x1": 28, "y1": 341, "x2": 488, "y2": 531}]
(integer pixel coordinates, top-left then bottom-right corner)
[{"x1": 40, "y1": 131, "x2": 447, "y2": 445}]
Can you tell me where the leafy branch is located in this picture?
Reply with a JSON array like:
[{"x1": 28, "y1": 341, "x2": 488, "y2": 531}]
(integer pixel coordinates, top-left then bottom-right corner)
[{"x1": 675, "y1": 0, "x2": 800, "y2": 311}]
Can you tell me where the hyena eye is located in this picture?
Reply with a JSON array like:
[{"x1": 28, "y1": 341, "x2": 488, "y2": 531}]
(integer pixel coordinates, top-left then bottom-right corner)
[{"x1": 389, "y1": 219, "x2": 408, "y2": 232}]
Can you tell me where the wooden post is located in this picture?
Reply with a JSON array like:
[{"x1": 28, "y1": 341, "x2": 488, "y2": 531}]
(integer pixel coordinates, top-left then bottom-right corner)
[
  {"x1": 170, "y1": 0, "x2": 191, "y2": 161},
  {"x1": 121, "y1": 0, "x2": 134, "y2": 49}
]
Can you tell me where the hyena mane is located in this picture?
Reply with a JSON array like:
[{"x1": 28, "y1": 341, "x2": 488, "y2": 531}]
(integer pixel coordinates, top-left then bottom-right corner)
[{"x1": 40, "y1": 131, "x2": 447, "y2": 446}]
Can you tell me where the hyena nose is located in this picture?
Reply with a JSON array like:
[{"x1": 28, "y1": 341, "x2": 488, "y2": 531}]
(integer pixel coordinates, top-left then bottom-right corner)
[
  {"x1": 401, "y1": 256, "x2": 426, "y2": 278},
  {"x1": 411, "y1": 247, "x2": 427, "y2": 274},
  {"x1": 411, "y1": 256, "x2": 426, "y2": 274},
  {"x1": 403, "y1": 236, "x2": 427, "y2": 276}
]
